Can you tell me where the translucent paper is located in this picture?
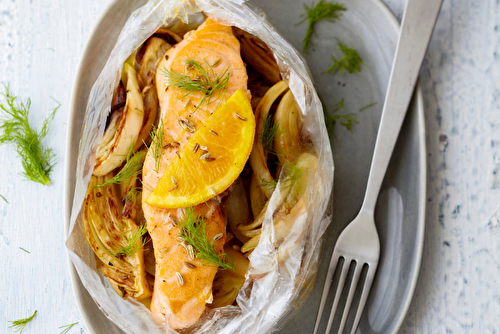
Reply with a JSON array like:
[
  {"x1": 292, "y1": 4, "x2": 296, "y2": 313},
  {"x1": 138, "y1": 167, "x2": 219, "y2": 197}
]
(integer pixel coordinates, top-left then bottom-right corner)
[{"x1": 66, "y1": 0, "x2": 334, "y2": 332}]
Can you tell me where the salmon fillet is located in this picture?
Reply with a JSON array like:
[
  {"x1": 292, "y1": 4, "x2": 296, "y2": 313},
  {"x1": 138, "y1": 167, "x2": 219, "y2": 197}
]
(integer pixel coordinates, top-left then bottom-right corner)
[{"x1": 142, "y1": 18, "x2": 249, "y2": 329}]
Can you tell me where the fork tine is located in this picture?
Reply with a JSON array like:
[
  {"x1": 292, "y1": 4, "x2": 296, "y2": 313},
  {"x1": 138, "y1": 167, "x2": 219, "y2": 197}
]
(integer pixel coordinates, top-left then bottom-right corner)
[
  {"x1": 313, "y1": 254, "x2": 342, "y2": 334},
  {"x1": 337, "y1": 262, "x2": 363, "y2": 334},
  {"x1": 325, "y1": 257, "x2": 351, "y2": 334},
  {"x1": 348, "y1": 265, "x2": 376, "y2": 334}
]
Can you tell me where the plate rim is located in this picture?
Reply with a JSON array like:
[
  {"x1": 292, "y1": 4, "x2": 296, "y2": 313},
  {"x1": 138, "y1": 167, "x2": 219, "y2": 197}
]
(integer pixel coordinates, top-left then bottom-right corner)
[{"x1": 63, "y1": 0, "x2": 427, "y2": 333}]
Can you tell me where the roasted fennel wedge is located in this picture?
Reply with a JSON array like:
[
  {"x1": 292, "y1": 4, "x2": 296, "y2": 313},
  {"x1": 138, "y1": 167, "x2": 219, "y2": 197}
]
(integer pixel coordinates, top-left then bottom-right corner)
[
  {"x1": 93, "y1": 64, "x2": 145, "y2": 176},
  {"x1": 211, "y1": 245, "x2": 249, "y2": 308},
  {"x1": 83, "y1": 174, "x2": 151, "y2": 300},
  {"x1": 134, "y1": 37, "x2": 172, "y2": 151}
]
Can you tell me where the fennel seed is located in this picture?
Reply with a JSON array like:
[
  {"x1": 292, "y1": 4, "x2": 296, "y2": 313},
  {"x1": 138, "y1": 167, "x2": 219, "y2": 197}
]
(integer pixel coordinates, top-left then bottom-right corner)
[
  {"x1": 205, "y1": 157, "x2": 216, "y2": 162},
  {"x1": 162, "y1": 143, "x2": 171, "y2": 150},
  {"x1": 171, "y1": 141, "x2": 180, "y2": 147},
  {"x1": 176, "y1": 272, "x2": 184, "y2": 286},
  {"x1": 159, "y1": 248, "x2": 169, "y2": 253},
  {"x1": 179, "y1": 119, "x2": 195, "y2": 132},
  {"x1": 232, "y1": 245, "x2": 241, "y2": 251},
  {"x1": 193, "y1": 143, "x2": 200, "y2": 154},
  {"x1": 181, "y1": 117, "x2": 194, "y2": 127},
  {"x1": 199, "y1": 145, "x2": 208, "y2": 151},
  {"x1": 184, "y1": 98, "x2": 191, "y2": 108},
  {"x1": 234, "y1": 112, "x2": 247, "y2": 121},
  {"x1": 176, "y1": 236, "x2": 185, "y2": 242},
  {"x1": 187, "y1": 245, "x2": 195, "y2": 260},
  {"x1": 209, "y1": 188, "x2": 217, "y2": 196},
  {"x1": 169, "y1": 216, "x2": 178, "y2": 227},
  {"x1": 213, "y1": 233, "x2": 223, "y2": 242},
  {"x1": 200, "y1": 152, "x2": 212, "y2": 160},
  {"x1": 168, "y1": 176, "x2": 178, "y2": 192},
  {"x1": 209, "y1": 130, "x2": 218, "y2": 136},
  {"x1": 211, "y1": 58, "x2": 221, "y2": 67},
  {"x1": 185, "y1": 262, "x2": 196, "y2": 269}
]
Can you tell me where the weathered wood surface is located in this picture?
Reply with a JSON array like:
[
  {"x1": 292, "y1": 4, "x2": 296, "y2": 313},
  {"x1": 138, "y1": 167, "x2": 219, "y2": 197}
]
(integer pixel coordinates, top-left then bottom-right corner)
[{"x1": 1, "y1": 0, "x2": 499, "y2": 333}]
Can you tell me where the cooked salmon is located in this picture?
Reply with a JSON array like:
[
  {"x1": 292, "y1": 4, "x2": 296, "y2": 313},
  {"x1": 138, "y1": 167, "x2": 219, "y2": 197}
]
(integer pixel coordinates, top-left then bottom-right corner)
[{"x1": 142, "y1": 18, "x2": 250, "y2": 329}]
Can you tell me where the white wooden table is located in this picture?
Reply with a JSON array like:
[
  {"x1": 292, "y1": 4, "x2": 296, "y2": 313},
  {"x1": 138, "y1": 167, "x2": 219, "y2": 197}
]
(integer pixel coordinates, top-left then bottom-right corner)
[{"x1": 1, "y1": 0, "x2": 499, "y2": 333}]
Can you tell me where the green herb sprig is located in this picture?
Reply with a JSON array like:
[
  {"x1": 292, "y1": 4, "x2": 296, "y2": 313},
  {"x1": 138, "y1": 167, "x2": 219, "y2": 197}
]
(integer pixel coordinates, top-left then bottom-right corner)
[
  {"x1": 262, "y1": 161, "x2": 302, "y2": 193},
  {"x1": 124, "y1": 186, "x2": 141, "y2": 205},
  {"x1": 160, "y1": 59, "x2": 230, "y2": 112},
  {"x1": 8, "y1": 310, "x2": 37, "y2": 333},
  {"x1": 325, "y1": 40, "x2": 363, "y2": 75},
  {"x1": 0, "y1": 194, "x2": 7, "y2": 203},
  {"x1": 93, "y1": 144, "x2": 146, "y2": 189},
  {"x1": 178, "y1": 207, "x2": 235, "y2": 272},
  {"x1": 0, "y1": 84, "x2": 58, "y2": 185},
  {"x1": 359, "y1": 101, "x2": 377, "y2": 111},
  {"x1": 112, "y1": 223, "x2": 148, "y2": 257},
  {"x1": 58, "y1": 322, "x2": 78, "y2": 334},
  {"x1": 19, "y1": 247, "x2": 30, "y2": 254},
  {"x1": 148, "y1": 119, "x2": 164, "y2": 173},
  {"x1": 259, "y1": 112, "x2": 281, "y2": 155},
  {"x1": 297, "y1": 1, "x2": 346, "y2": 53},
  {"x1": 324, "y1": 98, "x2": 359, "y2": 137}
]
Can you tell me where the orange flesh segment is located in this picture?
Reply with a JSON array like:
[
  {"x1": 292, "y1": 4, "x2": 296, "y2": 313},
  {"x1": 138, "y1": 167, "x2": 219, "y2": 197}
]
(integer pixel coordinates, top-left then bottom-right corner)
[{"x1": 146, "y1": 88, "x2": 255, "y2": 208}]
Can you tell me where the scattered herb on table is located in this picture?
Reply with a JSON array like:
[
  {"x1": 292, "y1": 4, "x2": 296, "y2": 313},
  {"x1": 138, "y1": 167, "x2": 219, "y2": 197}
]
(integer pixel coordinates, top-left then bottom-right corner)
[
  {"x1": 8, "y1": 310, "x2": 37, "y2": 333},
  {"x1": 0, "y1": 194, "x2": 7, "y2": 203},
  {"x1": 19, "y1": 247, "x2": 30, "y2": 254},
  {"x1": 359, "y1": 101, "x2": 378, "y2": 111},
  {"x1": 323, "y1": 98, "x2": 359, "y2": 137},
  {"x1": 58, "y1": 322, "x2": 79, "y2": 334},
  {"x1": 160, "y1": 59, "x2": 230, "y2": 112},
  {"x1": 0, "y1": 84, "x2": 58, "y2": 185},
  {"x1": 178, "y1": 207, "x2": 235, "y2": 272},
  {"x1": 297, "y1": 0, "x2": 346, "y2": 53},
  {"x1": 325, "y1": 112, "x2": 359, "y2": 134},
  {"x1": 332, "y1": 98, "x2": 345, "y2": 112},
  {"x1": 325, "y1": 40, "x2": 364, "y2": 75}
]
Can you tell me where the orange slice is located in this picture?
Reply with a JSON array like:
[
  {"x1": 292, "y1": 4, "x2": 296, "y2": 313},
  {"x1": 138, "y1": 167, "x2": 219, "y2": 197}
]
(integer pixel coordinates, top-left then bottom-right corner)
[{"x1": 146, "y1": 89, "x2": 255, "y2": 208}]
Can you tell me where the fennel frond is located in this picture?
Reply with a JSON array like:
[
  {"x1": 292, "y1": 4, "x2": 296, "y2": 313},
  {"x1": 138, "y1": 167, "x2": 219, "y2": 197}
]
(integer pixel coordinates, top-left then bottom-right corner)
[
  {"x1": 8, "y1": 310, "x2": 37, "y2": 333},
  {"x1": 297, "y1": 1, "x2": 346, "y2": 53},
  {"x1": 112, "y1": 223, "x2": 148, "y2": 257},
  {"x1": 0, "y1": 84, "x2": 58, "y2": 185},
  {"x1": 178, "y1": 207, "x2": 235, "y2": 272},
  {"x1": 58, "y1": 322, "x2": 78, "y2": 334},
  {"x1": 160, "y1": 59, "x2": 230, "y2": 112},
  {"x1": 359, "y1": 101, "x2": 378, "y2": 112},
  {"x1": 325, "y1": 40, "x2": 363, "y2": 75},
  {"x1": 93, "y1": 144, "x2": 146, "y2": 189}
]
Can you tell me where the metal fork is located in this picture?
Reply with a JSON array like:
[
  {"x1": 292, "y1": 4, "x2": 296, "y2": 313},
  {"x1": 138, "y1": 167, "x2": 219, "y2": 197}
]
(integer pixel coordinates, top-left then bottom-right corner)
[{"x1": 313, "y1": 0, "x2": 443, "y2": 333}]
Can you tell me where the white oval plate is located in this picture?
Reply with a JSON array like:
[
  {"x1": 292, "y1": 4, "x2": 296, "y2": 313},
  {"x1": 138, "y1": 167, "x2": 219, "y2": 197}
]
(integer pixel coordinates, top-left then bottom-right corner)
[{"x1": 64, "y1": 0, "x2": 425, "y2": 333}]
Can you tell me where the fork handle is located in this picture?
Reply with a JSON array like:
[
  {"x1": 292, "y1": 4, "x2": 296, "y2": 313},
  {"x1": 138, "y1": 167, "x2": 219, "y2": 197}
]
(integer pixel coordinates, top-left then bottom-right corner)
[{"x1": 361, "y1": 0, "x2": 443, "y2": 214}]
